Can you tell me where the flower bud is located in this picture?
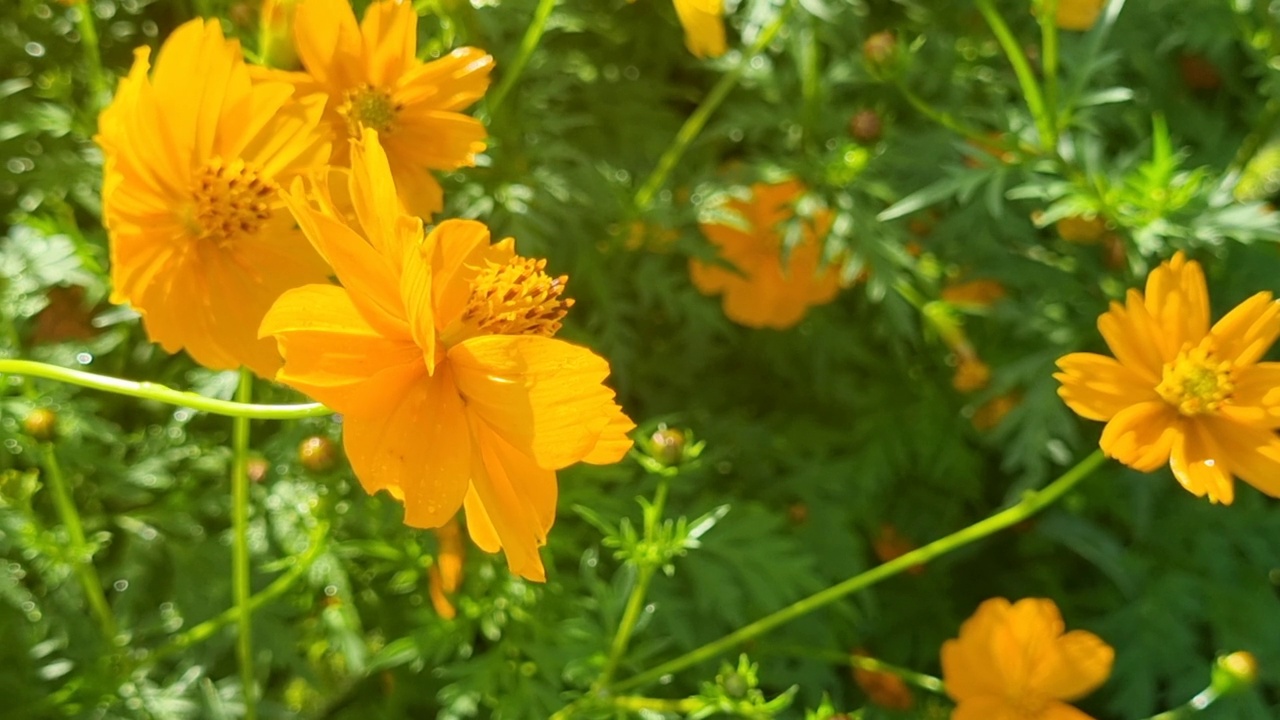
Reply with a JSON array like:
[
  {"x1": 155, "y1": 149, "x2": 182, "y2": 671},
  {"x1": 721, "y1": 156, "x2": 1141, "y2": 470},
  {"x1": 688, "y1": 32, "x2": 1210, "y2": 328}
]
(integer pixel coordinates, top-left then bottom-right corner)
[
  {"x1": 22, "y1": 408, "x2": 57, "y2": 442},
  {"x1": 862, "y1": 31, "x2": 898, "y2": 75},
  {"x1": 649, "y1": 427, "x2": 687, "y2": 467},
  {"x1": 246, "y1": 456, "x2": 270, "y2": 483},
  {"x1": 259, "y1": 0, "x2": 301, "y2": 70},
  {"x1": 1210, "y1": 651, "x2": 1258, "y2": 697},
  {"x1": 298, "y1": 435, "x2": 337, "y2": 472},
  {"x1": 849, "y1": 109, "x2": 883, "y2": 144},
  {"x1": 1056, "y1": 214, "x2": 1107, "y2": 244}
]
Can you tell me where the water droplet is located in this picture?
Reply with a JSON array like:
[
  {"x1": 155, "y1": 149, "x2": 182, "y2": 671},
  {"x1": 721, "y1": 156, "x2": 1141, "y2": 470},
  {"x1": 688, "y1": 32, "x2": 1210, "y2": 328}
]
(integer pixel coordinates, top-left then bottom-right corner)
[
  {"x1": 74, "y1": 352, "x2": 92, "y2": 365},
  {"x1": 113, "y1": 580, "x2": 128, "y2": 592}
]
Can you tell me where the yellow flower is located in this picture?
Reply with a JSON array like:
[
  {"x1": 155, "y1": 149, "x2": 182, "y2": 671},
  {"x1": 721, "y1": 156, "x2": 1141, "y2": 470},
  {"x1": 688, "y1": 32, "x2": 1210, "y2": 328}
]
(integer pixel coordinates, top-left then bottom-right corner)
[
  {"x1": 257, "y1": 0, "x2": 494, "y2": 218},
  {"x1": 973, "y1": 392, "x2": 1021, "y2": 431},
  {"x1": 690, "y1": 180, "x2": 842, "y2": 329},
  {"x1": 941, "y1": 279, "x2": 1008, "y2": 309},
  {"x1": 97, "y1": 19, "x2": 331, "y2": 377},
  {"x1": 953, "y1": 355, "x2": 991, "y2": 393},
  {"x1": 260, "y1": 130, "x2": 634, "y2": 581},
  {"x1": 1055, "y1": 0, "x2": 1105, "y2": 31},
  {"x1": 1055, "y1": 214, "x2": 1107, "y2": 244},
  {"x1": 942, "y1": 598, "x2": 1114, "y2": 720},
  {"x1": 1055, "y1": 252, "x2": 1280, "y2": 504},
  {"x1": 428, "y1": 517, "x2": 464, "y2": 619},
  {"x1": 672, "y1": 0, "x2": 726, "y2": 58}
]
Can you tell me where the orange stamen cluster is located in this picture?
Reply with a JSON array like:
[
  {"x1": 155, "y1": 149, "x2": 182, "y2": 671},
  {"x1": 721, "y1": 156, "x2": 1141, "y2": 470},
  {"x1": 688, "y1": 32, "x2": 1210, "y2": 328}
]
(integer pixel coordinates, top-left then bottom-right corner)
[
  {"x1": 462, "y1": 255, "x2": 573, "y2": 337},
  {"x1": 339, "y1": 85, "x2": 400, "y2": 137},
  {"x1": 189, "y1": 157, "x2": 276, "y2": 244},
  {"x1": 1157, "y1": 343, "x2": 1235, "y2": 416}
]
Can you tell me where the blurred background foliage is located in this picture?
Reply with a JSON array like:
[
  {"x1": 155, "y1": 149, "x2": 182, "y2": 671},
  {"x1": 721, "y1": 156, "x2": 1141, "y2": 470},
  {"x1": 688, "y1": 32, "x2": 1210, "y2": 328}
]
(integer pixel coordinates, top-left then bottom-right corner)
[{"x1": 2, "y1": 0, "x2": 1280, "y2": 718}]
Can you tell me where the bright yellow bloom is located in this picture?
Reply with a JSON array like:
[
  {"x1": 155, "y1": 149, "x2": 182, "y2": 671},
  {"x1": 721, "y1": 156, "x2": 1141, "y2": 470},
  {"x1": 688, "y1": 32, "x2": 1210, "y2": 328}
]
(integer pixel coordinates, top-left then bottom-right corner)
[
  {"x1": 942, "y1": 598, "x2": 1114, "y2": 720},
  {"x1": 260, "y1": 130, "x2": 634, "y2": 581},
  {"x1": 1055, "y1": 252, "x2": 1280, "y2": 504},
  {"x1": 256, "y1": 0, "x2": 493, "y2": 218},
  {"x1": 1055, "y1": 0, "x2": 1105, "y2": 31},
  {"x1": 690, "y1": 180, "x2": 841, "y2": 329},
  {"x1": 97, "y1": 19, "x2": 331, "y2": 377},
  {"x1": 628, "y1": 0, "x2": 726, "y2": 58}
]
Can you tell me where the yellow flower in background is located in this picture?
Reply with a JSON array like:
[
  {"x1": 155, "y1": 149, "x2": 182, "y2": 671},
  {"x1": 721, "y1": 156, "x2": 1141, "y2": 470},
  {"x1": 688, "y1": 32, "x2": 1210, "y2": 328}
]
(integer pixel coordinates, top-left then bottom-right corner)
[
  {"x1": 952, "y1": 355, "x2": 991, "y2": 393},
  {"x1": 429, "y1": 518, "x2": 464, "y2": 619},
  {"x1": 256, "y1": 0, "x2": 493, "y2": 218},
  {"x1": 1055, "y1": 0, "x2": 1105, "y2": 31},
  {"x1": 941, "y1": 279, "x2": 1008, "y2": 309},
  {"x1": 97, "y1": 19, "x2": 331, "y2": 377},
  {"x1": 260, "y1": 130, "x2": 634, "y2": 582},
  {"x1": 942, "y1": 598, "x2": 1114, "y2": 720},
  {"x1": 1055, "y1": 214, "x2": 1107, "y2": 244},
  {"x1": 1056, "y1": 252, "x2": 1280, "y2": 504},
  {"x1": 628, "y1": 0, "x2": 726, "y2": 58},
  {"x1": 690, "y1": 180, "x2": 842, "y2": 329}
]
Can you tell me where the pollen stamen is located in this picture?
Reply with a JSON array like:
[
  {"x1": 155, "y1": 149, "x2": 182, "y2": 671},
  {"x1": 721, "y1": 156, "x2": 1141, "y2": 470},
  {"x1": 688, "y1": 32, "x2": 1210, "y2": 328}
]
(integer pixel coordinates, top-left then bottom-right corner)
[
  {"x1": 188, "y1": 157, "x2": 276, "y2": 244},
  {"x1": 1157, "y1": 343, "x2": 1234, "y2": 416},
  {"x1": 338, "y1": 85, "x2": 401, "y2": 137},
  {"x1": 462, "y1": 255, "x2": 573, "y2": 337}
]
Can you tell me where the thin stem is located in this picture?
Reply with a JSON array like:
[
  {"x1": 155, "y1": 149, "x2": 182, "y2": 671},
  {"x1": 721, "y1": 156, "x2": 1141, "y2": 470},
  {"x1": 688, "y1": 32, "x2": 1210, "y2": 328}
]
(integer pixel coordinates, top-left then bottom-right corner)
[
  {"x1": 761, "y1": 645, "x2": 946, "y2": 694},
  {"x1": 610, "y1": 450, "x2": 1107, "y2": 693},
  {"x1": 1038, "y1": 0, "x2": 1061, "y2": 142},
  {"x1": 633, "y1": 2, "x2": 794, "y2": 212},
  {"x1": 609, "y1": 696, "x2": 701, "y2": 713},
  {"x1": 74, "y1": 2, "x2": 109, "y2": 112},
  {"x1": 1145, "y1": 687, "x2": 1220, "y2": 720},
  {"x1": 592, "y1": 479, "x2": 671, "y2": 692},
  {"x1": 0, "y1": 359, "x2": 331, "y2": 419},
  {"x1": 976, "y1": 0, "x2": 1055, "y2": 150},
  {"x1": 231, "y1": 369, "x2": 256, "y2": 720},
  {"x1": 143, "y1": 522, "x2": 329, "y2": 667},
  {"x1": 893, "y1": 80, "x2": 1016, "y2": 151},
  {"x1": 485, "y1": 0, "x2": 557, "y2": 117},
  {"x1": 1231, "y1": 97, "x2": 1280, "y2": 174},
  {"x1": 41, "y1": 443, "x2": 117, "y2": 642}
]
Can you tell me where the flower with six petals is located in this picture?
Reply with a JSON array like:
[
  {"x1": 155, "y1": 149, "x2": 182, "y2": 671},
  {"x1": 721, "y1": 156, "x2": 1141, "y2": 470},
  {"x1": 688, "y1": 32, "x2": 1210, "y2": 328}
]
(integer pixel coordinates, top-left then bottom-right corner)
[
  {"x1": 1055, "y1": 252, "x2": 1280, "y2": 504},
  {"x1": 260, "y1": 130, "x2": 634, "y2": 581}
]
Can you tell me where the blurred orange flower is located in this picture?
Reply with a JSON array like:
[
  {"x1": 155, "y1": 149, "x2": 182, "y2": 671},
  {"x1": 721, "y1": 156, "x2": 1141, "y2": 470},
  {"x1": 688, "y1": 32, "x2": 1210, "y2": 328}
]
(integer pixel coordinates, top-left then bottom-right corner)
[
  {"x1": 952, "y1": 355, "x2": 991, "y2": 393},
  {"x1": 260, "y1": 130, "x2": 634, "y2": 581},
  {"x1": 851, "y1": 649, "x2": 914, "y2": 711},
  {"x1": 1055, "y1": 0, "x2": 1105, "y2": 31},
  {"x1": 941, "y1": 279, "x2": 1007, "y2": 309},
  {"x1": 942, "y1": 597, "x2": 1113, "y2": 720},
  {"x1": 973, "y1": 392, "x2": 1021, "y2": 431},
  {"x1": 97, "y1": 19, "x2": 331, "y2": 377},
  {"x1": 256, "y1": 0, "x2": 493, "y2": 218},
  {"x1": 1056, "y1": 214, "x2": 1107, "y2": 244},
  {"x1": 871, "y1": 524, "x2": 925, "y2": 575},
  {"x1": 1055, "y1": 252, "x2": 1280, "y2": 504},
  {"x1": 690, "y1": 180, "x2": 841, "y2": 329},
  {"x1": 429, "y1": 518, "x2": 464, "y2": 619}
]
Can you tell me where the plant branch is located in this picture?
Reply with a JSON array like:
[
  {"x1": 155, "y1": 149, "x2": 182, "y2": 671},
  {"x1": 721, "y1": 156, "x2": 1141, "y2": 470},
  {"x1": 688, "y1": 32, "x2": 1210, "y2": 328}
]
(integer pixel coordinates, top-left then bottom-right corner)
[
  {"x1": 485, "y1": 0, "x2": 557, "y2": 116},
  {"x1": 232, "y1": 369, "x2": 257, "y2": 720},
  {"x1": 976, "y1": 0, "x2": 1055, "y2": 150}
]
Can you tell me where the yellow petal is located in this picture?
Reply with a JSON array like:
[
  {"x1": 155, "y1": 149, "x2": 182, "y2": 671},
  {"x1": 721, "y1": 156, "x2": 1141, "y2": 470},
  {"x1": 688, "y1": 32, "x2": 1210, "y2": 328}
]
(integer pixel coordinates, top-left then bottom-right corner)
[
  {"x1": 1036, "y1": 629, "x2": 1115, "y2": 701},
  {"x1": 393, "y1": 46, "x2": 494, "y2": 109},
  {"x1": 580, "y1": 403, "x2": 636, "y2": 465},
  {"x1": 462, "y1": 484, "x2": 501, "y2": 554},
  {"x1": 1220, "y1": 362, "x2": 1280, "y2": 429},
  {"x1": 1055, "y1": 353, "x2": 1158, "y2": 421},
  {"x1": 952, "y1": 697, "x2": 1024, "y2": 720},
  {"x1": 342, "y1": 364, "x2": 471, "y2": 528},
  {"x1": 673, "y1": 0, "x2": 727, "y2": 59},
  {"x1": 1143, "y1": 251, "x2": 1210, "y2": 355},
  {"x1": 448, "y1": 335, "x2": 627, "y2": 470},
  {"x1": 1169, "y1": 420, "x2": 1235, "y2": 504},
  {"x1": 1209, "y1": 292, "x2": 1280, "y2": 367},
  {"x1": 943, "y1": 598, "x2": 1013, "y2": 702},
  {"x1": 359, "y1": 0, "x2": 417, "y2": 88},
  {"x1": 349, "y1": 128, "x2": 409, "y2": 256},
  {"x1": 292, "y1": 0, "x2": 363, "y2": 89},
  {"x1": 1096, "y1": 292, "x2": 1165, "y2": 383},
  {"x1": 1099, "y1": 401, "x2": 1180, "y2": 472},
  {"x1": 1039, "y1": 702, "x2": 1099, "y2": 720},
  {"x1": 1202, "y1": 416, "x2": 1280, "y2": 498},
  {"x1": 428, "y1": 219, "x2": 494, "y2": 330}
]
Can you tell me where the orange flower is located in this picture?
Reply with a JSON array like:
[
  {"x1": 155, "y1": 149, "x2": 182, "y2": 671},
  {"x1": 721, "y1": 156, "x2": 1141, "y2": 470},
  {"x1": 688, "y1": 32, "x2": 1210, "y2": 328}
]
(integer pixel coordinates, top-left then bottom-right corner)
[
  {"x1": 942, "y1": 598, "x2": 1114, "y2": 720},
  {"x1": 690, "y1": 180, "x2": 842, "y2": 329},
  {"x1": 973, "y1": 392, "x2": 1021, "y2": 431},
  {"x1": 260, "y1": 130, "x2": 634, "y2": 581},
  {"x1": 1055, "y1": 252, "x2": 1280, "y2": 504},
  {"x1": 952, "y1": 355, "x2": 991, "y2": 393},
  {"x1": 871, "y1": 524, "x2": 924, "y2": 575},
  {"x1": 1056, "y1": 215, "x2": 1107, "y2": 244},
  {"x1": 428, "y1": 517, "x2": 464, "y2": 619},
  {"x1": 1055, "y1": 0, "x2": 1105, "y2": 31},
  {"x1": 629, "y1": 0, "x2": 726, "y2": 58},
  {"x1": 941, "y1": 279, "x2": 1007, "y2": 309},
  {"x1": 97, "y1": 19, "x2": 331, "y2": 377},
  {"x1": 851, "y1": 649, "x2": 914, "y2": 711},
  {"x1": 256, "y1": 0, "x2": 493, "y2": 218}
]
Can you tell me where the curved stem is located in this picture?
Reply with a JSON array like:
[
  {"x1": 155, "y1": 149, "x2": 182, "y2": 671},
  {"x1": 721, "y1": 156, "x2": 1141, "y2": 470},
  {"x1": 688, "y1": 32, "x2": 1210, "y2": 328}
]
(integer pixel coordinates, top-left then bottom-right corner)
[
  {"x1": 485, "y1": 0, "x2": 557, "y2": 116},
  {"x1": 976, "y1": 0, "x2": 1054, "y2": 150},
  {"x1": 609, "y1": 450, "x2": 1107, "y2": 693},
  {"x1": 1038, "y1": 0, "x2": 1061, "y2": 141},
  {"x1": 633, "y1": 2, "x2": 794, "y2": 212},
  {"x1": 1145, "y1": 687, "x2": 1220, "y2": 720},
  {"x1": 0, "y1": 359, "x2": 331, "y2": 419},
  {"x1": 41, "y1": 443, "x2": 117, "y2": 642},
  {"x1": 762, "y1": 644, "x2": 945, "y2": 694},
  {"x1": 231, "y1": 369, "x2": 257, "y2": 720}
]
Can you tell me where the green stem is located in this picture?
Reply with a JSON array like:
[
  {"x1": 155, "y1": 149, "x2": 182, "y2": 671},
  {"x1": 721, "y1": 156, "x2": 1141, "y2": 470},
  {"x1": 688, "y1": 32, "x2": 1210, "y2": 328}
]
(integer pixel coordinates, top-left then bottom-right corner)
[
  {"x1": 609, "y1": 696, "x2": 701, "y2": 713},
  {"x1": 0, "y1": 359, "x2": 331, "y2": 419},
  {"x1": 41, "y1": 443, "x2": 117, "y2": 642},
  {"x1": 1145, "y1": 687, "x2": 1220, "y2": 720},
  {"x1": 75, "y1": 2, "x2": 109, "y2": 112},
  {"x1": 485, "y1": 0, "x2": 557, "y2": 117},
  {"x1": 610, "y1": 450, "x2": 1107, "y2": 693},
  {"x1": 1231, "y1": 97, "x2": 1280, "y2": 174},
  {"x1": 633, "y1": 2, "x2": 794, "y2": 212},
  {"x1": 143, "y1": 522, "x2": 329, "y2": 667},
  {"x1": 761, "y1": 645, "x2": 945, "y2": 694},
  {"x1": 1038, "y1": 0, "x2": 1061, "y2": 142},
  {"x1": 232, "y1": 369, "x2": 257, "y2": 720},
  {"x1": 976, "y1": 0, "x2": 1055, "y2": 150},
  {"x1": 592, "y1": 479, "x2": 671, "y2": 692},
  {"x1": 893, "y1": 80, "x2": 1016, "y2": 152}
]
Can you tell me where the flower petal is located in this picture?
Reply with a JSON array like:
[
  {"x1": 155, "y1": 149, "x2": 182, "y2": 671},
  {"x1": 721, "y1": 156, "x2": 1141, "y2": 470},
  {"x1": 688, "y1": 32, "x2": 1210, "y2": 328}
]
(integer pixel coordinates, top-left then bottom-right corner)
[
  {"x1": 580, "y1": 403, "x2": 636, "y2": 465},
  {"x1": 1220, "y1": 362, "x2": 1280, "y2": 429},
  {"x1": 952, "y1": 697, "x2": 1024, "y2": 720},
  {"x1": 1096, "y1": 291, "x2": 1165, "y2": 382},
  {"x1": 673, "y1": 0, "x2": 728, "y2": 59},
  {"x1": 448, "y1": 335, "x2": 627, "y2": 470},
  {"x1": 292, "y1": 0, "x2": 363, "y2": 89},
  {"x1": 342, "y1": 363, "x2": 470, "y2": 528},
  {"x1": 359, "y1": 0, "x2": 417, "y2": 88},
  {"x1": 1201, "y1": 416, "x2": 1280, "y2": 498},
  {"x1": 1210, "y1": 292, "x2": 1280, "y2": 368},
  {"x1": 1143, "y1": 251, "x2": 1210, "y2": 355},
  {"x1": 1169, "y1": 420, "x2": 1235, "y2": 504},
  {"x1": 1099, "y1": 401, "x2": 1180, "y2": 472},
  {"x1": 1036, "y1": 629, "x2": 1115, "y2": 701},
  {"x1": 1055, "y1": 352, "x2": 1158, "y2": 421},
  {"x1": 943, "y1": 598, "x2": 1013, "y2": 702}
]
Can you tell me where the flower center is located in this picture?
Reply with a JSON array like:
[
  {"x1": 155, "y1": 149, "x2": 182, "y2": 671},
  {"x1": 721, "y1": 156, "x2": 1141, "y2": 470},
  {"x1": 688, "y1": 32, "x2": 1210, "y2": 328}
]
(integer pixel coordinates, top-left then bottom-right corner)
[
  {"x1": 338, "y1": 85, "x2": 400, "y2": 137},
  {"x1": 461, "y1": 255, "x2": 573, "y2": 337},
  {"x1": 1156, "y1": 344, "x2": 1234, "y2": 416},
  {"x1": 189, "y1": 157, "x2": 276, "y2": 243}
]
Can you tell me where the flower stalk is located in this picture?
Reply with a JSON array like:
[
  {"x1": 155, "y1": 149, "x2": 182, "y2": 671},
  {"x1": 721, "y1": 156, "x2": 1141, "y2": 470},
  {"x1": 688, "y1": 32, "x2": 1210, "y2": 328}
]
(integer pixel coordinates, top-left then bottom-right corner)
[
  {"x1": 976, "y1": 0, "x2": 1055, "y2": 150},
  {"x1": 485, "y1": 0, "x2": 557, "y2": 116},
  {"x1": 231, "y1": 369, "x2": 257, "y2": 720},
  {"x1": 74, "y1": 3, "x2": 109, "y2": 111},
  {"x1": 608, "y1": 449, "x2": 1107, "y2": 694}
]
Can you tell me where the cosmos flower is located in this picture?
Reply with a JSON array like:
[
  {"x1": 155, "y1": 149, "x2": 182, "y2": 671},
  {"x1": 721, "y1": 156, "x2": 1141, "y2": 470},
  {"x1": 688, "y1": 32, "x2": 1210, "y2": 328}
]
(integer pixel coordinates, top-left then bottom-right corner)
[
  {"x1": 260, "y1": 130, "x2": 634, "y2": 581},
  {"x1": 1056, "y1": 252, "x2": 1280, "y2": 504},
  {"x1": 1054, "y1": 0, "x2": 1105, "y2": 31},
  {"x1": 690, "y1": 179, "x2": 842, "y2": 329},
  {"x1": 97, "y1": 18, "x2": 331, "y2": 376},
  {"x1": 255, "y1": 0, "x2": 493, "y2": 218},
  {"x1": 942, "y1": 597, "x2": 1114, "y2": 720}
]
